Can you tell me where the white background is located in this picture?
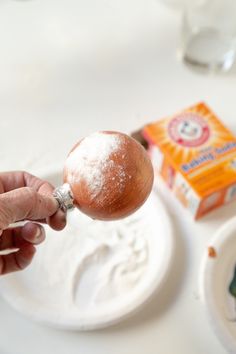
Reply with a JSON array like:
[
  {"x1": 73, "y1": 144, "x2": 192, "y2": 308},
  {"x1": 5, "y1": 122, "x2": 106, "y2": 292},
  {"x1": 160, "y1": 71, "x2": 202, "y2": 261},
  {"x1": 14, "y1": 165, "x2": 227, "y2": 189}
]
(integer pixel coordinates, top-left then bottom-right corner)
[{"x1": 0, "y1": 0, "x2": 235, "y2": 353}]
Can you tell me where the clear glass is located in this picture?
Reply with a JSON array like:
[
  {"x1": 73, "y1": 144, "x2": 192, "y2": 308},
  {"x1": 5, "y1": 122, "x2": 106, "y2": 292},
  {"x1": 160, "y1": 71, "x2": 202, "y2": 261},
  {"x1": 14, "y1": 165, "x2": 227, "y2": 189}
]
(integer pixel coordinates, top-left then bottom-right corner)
[{"x1": 179, "y1": 0, "x2": 236, "y2": 73}]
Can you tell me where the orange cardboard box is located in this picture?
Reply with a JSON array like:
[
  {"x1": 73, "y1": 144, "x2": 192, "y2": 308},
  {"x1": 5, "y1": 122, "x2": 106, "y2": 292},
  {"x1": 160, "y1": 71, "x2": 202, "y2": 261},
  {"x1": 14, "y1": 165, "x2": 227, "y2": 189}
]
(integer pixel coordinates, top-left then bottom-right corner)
[{"x1": 143, "y1": 102, "x2": 236, "y2": 219}]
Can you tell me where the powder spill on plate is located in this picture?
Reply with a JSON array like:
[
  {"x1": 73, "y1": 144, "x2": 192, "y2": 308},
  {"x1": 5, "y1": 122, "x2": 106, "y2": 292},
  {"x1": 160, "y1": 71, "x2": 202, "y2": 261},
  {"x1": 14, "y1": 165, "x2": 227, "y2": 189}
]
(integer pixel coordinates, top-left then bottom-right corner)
[{"x1": 35, "y1": 209, "x2": 149, "y2": 310}]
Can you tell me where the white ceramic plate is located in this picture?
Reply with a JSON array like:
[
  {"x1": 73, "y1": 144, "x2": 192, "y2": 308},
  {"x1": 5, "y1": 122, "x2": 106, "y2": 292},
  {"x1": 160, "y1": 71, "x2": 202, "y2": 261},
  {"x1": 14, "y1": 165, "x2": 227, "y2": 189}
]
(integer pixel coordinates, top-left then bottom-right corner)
[
  {"x1": 200, "y1": 217, "x2": 236, "y2": 353},
  {"x1": 0, "y1": 169, "x2": 174, "y2": 331}
]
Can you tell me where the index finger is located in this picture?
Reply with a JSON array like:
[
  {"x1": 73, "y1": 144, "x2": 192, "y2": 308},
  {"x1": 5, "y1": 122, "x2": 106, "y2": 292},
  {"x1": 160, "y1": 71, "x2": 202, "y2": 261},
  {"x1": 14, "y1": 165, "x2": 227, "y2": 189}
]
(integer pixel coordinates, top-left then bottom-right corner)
[
  {"x1": 0, "y1": 171, "x2": 55, "y2": 195},
  {"x1": 0, "y1": 171, "x2": 66, "y2": 230}
]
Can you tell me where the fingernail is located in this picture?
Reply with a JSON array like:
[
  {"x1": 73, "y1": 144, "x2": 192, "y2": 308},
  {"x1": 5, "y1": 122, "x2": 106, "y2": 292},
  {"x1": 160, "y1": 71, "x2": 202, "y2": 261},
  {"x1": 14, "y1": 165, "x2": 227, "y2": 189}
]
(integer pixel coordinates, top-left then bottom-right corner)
[
  {"x1": 35, "y1": 227, "x2": 41, "y2": 239},
  {"x1": 58, "y1": 209, "x2": 67, "y2": 222}
]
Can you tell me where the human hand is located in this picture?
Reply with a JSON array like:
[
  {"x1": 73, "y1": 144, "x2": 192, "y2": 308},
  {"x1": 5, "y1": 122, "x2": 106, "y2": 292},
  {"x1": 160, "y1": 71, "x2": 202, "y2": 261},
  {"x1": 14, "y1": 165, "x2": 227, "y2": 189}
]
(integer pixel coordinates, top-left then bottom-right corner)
[{"x1": 0, "y1": 171, "x2": 66, "y2": 275}]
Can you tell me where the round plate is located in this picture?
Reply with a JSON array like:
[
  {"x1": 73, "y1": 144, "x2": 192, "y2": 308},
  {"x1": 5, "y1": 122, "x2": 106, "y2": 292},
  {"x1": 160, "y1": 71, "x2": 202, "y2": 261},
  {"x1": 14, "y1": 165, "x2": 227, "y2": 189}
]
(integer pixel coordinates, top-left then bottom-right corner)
[
  {"x1": 0, "y1": 169, "x2": 174, "y2": 330},
  {"x1": 200, "y1": 217, "x2": 236, "y2": 352}
]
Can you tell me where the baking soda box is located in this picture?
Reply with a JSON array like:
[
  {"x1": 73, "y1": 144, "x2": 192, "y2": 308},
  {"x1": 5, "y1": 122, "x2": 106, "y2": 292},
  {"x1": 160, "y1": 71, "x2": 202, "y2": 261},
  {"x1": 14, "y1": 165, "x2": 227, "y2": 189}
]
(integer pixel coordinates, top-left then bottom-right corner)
[{"x1": 143, "y1": 102, "x2": 236, "y2": 219}]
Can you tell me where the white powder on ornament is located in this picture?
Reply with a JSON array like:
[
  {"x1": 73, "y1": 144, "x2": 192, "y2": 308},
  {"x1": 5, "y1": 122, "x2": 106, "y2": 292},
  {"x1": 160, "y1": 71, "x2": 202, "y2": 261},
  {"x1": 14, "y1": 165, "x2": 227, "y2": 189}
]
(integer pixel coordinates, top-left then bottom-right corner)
[{"x1": 65, "y1": 132, "x2": 126, "y2": 197}]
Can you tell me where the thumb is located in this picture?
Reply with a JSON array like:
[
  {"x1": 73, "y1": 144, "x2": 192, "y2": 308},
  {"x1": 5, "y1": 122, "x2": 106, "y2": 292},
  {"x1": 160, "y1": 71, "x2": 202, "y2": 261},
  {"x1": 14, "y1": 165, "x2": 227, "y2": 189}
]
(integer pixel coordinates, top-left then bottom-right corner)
[{"x1": 0, "y1": 187, "x2": 59, "y2": 230}]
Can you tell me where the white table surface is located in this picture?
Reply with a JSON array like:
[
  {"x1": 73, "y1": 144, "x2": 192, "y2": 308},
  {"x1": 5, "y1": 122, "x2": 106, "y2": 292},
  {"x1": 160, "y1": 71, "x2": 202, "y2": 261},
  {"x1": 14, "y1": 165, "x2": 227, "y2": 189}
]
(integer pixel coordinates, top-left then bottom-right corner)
[{"x1": 0, "y1": 0, "x2": 235, "y2": 353}]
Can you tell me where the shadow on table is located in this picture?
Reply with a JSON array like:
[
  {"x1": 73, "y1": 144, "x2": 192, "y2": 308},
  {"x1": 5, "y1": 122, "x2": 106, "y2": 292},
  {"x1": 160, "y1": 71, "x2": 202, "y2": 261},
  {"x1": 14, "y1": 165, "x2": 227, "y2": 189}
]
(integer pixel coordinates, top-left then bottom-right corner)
[{"x1": 198, "y1": 199, "x2": 236, "y2": 226}]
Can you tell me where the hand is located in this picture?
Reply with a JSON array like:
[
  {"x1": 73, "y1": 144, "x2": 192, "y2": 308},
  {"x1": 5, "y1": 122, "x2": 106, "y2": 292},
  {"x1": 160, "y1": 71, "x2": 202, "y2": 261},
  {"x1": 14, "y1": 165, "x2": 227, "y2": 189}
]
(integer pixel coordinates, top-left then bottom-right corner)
[{"x1": 0, "y1": 171, "x2": 66, "y2": 275}]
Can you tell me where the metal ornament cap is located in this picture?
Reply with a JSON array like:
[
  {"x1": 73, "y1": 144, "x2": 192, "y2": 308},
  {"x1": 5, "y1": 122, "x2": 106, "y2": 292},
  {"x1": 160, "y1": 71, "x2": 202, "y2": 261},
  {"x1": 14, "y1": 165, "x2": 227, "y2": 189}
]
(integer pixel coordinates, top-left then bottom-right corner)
[{"x1": 53, "y1": 183, "x2": 74, "y2": 212}]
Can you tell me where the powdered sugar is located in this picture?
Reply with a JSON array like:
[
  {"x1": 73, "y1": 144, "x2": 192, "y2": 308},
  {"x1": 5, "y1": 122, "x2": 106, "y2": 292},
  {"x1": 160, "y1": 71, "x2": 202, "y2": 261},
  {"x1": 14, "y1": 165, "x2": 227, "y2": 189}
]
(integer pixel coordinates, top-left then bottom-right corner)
[{"x1": 65, "y1": 132, "x2": 126, "y2": 198}]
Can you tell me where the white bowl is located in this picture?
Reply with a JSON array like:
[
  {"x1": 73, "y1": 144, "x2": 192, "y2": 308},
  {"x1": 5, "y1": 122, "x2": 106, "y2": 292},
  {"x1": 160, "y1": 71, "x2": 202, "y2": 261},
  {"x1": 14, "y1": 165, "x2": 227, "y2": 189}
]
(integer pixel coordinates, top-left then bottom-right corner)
[{"x1": 200, "y1": 217, "x2": 236, "y2": 353}]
